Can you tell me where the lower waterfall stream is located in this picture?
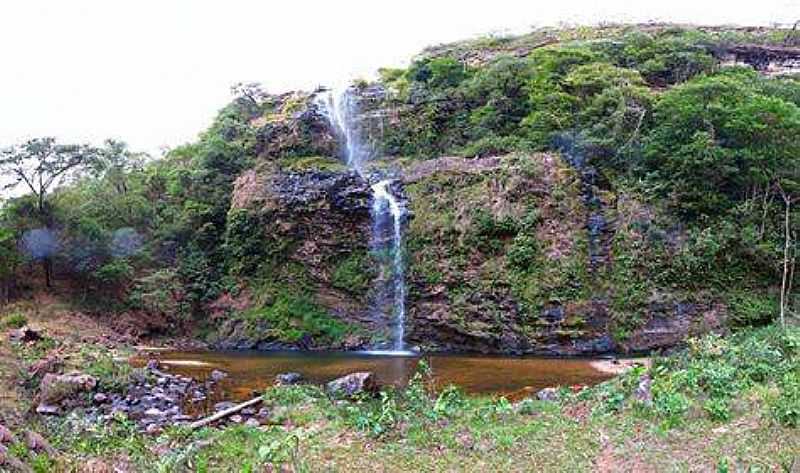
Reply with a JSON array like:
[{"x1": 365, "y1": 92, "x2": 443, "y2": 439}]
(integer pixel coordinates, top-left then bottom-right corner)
[{"x1": 317, "y1": 87, "x2": 408, "y2": 351}]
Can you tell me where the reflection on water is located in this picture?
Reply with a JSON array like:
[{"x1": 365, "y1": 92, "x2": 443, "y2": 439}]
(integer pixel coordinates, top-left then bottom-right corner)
[{"x1": 133, "y1": 351, "x2": 614, "y2": 402}]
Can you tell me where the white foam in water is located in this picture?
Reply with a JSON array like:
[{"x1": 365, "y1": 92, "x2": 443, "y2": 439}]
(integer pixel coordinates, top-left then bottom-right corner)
[{"x1": 357, "y1": 349, "x2": 419, "y2": 357}]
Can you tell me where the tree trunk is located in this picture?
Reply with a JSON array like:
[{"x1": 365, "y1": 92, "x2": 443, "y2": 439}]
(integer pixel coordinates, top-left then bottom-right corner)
[
  {"x1": 789, "y1": 249, "x2": 796, "y2": 314},
  {"x1": 780, "y1": 195, "x2": 791, "y2": 328},
  {"x1": 43, "y1": 258, "x2": 52, "y2": 289},
  {"x1": 759, "y1": 190, "x2": 773, "y2": 240}
]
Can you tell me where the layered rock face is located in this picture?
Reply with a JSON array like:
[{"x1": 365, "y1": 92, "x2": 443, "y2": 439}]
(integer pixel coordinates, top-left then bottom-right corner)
[{"x1": 215, "y1": 150, "x2": 722, "y2": 354}]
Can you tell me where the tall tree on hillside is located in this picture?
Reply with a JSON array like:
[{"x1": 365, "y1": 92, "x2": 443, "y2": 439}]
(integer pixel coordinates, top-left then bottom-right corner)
[
  {"x1": 775, "y1": 178, "x2": 799, "y2": 328},
  {"x1": 0, "y1": 137, "x2": 100, "y2": 217},
  {"x1": 0, "y1": 137, "x2": 100, "y2": 287}
]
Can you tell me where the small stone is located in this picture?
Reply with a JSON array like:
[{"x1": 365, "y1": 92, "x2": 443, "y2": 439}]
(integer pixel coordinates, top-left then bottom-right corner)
[
  {"x1": 145, "y1": 424, "x2": 162, "y2": 436},
  {"x1": 256, "y1": 408, "x2": 270, "y2": 419},
  {"x1": 157, "y1": 377, "x2": 167, "y2": 385},
  {"x1": 36, "y1": 404, "x2": 60, "y2": 415},
  {"x1": 214, "y1": 401, "x2": 236, "y2": 412},
  {"x1": 229, "y1": 415, "x2": 243, "y2": 423},
  {"x1": 144, "y1": 408, "x2": 165, "y2": 418},
  {"x1": 241, "y1": 408, "x2": 256, "y2": 416},
  {"x1": 0, "y1": 444, "x2": 28, "y2": 472},
  {"x1": 210, "y1": 370, "x2": 228, "y2": 383},
  {"x1": 146, "y1": 359, "x2": 160, "y2": 370},
  {"x1": 245, "y1": 418, "x2": 260, "y2": 428},
  {"x1": 536, "y1": 387, "x2": 559, "y2": 402},
  {"x1": 93, "y1": 393, "x2": 108, "y2": 404}
]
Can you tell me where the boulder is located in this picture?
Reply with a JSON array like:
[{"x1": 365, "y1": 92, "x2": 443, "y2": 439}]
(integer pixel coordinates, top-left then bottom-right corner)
[
  {"x1": 326, "y1": 372, "x2": 376, "y2": 398},
  {"x1": 0, "y1": 424, "x2": 15, "y2": 444},
  {"x1": 25, "y1": 431, "x2": 56, "y2": 455},
  {"x1": 27, "y1": 354, "x2": 63, "y2": 378},
  {"x1": 8, "y1": 326, "x2": 41, "y2": 343},
  {"x1": 39, "y1": 372, "x2": 97, "y2": 404},
  {"x1": 536, "y1": 387, "x2": 560, "y2": 402},
  {"x1": 275, "y1": 372, "x2": 304, "y2": 386}
]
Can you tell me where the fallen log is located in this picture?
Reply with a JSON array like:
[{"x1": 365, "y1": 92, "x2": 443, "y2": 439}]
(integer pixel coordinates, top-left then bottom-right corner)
[{"x1": 188, "y1": 397, "x2": 263, "y2": 430}]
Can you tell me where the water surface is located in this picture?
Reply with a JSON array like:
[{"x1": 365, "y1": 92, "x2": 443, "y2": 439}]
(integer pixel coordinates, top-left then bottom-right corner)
[{"x1": 134, "y1": 350, "x2": 614, "y2": 402}]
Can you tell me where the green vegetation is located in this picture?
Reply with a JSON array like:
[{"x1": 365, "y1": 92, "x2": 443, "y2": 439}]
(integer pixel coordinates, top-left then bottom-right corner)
[
  {"x1": 331, "y1": 251, "x2": 374, "y2": 295},
  {"x1": 0, "y1": 22, "x2": 797, "y2": 349},
  {"x1": 0, "y1": 312, "x2": 27, "y2": 329},
  {"x1": 245, "y1": 290, "x2": 352, "y2": 344},
  {"x1": 3, "y1": 326, "x2": 798, "y2": 471}
]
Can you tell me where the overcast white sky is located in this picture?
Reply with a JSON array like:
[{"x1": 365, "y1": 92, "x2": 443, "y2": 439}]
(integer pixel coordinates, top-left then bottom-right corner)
[{"x1": 0, "y1": 0, "x2": 798, "y2": 170}]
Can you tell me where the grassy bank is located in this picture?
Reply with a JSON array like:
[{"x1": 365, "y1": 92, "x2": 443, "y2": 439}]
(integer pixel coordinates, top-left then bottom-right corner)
[{"x1": 1, "y1": 323, "x2": 799, "y2": 472}]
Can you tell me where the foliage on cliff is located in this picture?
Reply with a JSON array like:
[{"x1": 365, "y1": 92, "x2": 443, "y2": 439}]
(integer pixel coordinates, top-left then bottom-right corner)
[{"x1": 0, "y1": 24, "x2": 798, "y2": 350}]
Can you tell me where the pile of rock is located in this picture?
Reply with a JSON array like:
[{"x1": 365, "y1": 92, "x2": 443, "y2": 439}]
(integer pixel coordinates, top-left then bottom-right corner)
[{"x1": 0, "y1": 424, "x2": 55, "y2": 472}]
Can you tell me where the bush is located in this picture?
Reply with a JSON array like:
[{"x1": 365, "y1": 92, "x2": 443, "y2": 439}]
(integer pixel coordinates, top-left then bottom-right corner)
[
  {"x1": 92, "y1": 259, "x2": 133, "y2": 287},
  {"x1": 1, "y1": 313, "x2": 27, "y2": 329},
  {"x1": 771, "y1": 372, "x2": 800, "y2": 427},
  {"x1": 703, "y1": 397, "x2": 732, "y2": 422},
  {"x1": 468, "y1": 209, "x2": 518, "y2": 253},
  {"x1": 249, "y1": 291, "x2": 350, "y2": 344},
  {"x1": 331, "y1": 252, "x2": 373, "y2": 296},
  {"x1": 726, "y1": 291, "x2": 779, "y2": 326},
  {"x1": 507, "y1": 234, "x2": 538, "y2": 270}
]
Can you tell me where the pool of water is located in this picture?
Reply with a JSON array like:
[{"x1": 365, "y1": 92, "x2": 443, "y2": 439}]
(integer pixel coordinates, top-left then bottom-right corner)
[{"x1": 132, "y1": 350, "x2": 616, "y2": 402}]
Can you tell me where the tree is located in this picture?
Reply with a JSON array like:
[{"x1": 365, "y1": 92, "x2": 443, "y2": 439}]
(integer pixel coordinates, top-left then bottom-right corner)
[
  {"x1": 0, "y1": 138, "x2": 100, "y2": 287},
  {"x1": 0, "y1": 137, "x2": 100, "y2": 218},
  {"x1": 0, "y1": 225, "x2": 19, "y2": 304},
  {"x1": 91, "y1": 139, "x2": 147, "y2": 194},
  {"x1": 775, "y1": 179, "x2": 799, "y2": 328}
]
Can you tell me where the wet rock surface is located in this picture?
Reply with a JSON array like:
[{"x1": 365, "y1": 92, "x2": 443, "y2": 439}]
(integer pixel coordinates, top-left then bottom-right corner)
[
  {"x1": 326, "y1": 372, "x2": 376, "y2": 398},
  {"x1": 38, "y1": 362, "x2": 268, "y2": 433},
  {"x1": 275, "y1": 372, "x2": 304, "y2": 385}
]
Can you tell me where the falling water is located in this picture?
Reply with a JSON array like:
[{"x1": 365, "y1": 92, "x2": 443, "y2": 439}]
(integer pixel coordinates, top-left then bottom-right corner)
[
  {"x1": 316, "y1": 87, "x2": 408, "y2": 351},
  {"x1": 371, "y1": 180, "x2": 407, "y2": 351}
]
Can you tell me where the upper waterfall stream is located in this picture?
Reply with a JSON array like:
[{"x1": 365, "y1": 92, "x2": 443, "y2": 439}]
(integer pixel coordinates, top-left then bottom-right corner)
[{"x1": 317, "y1": 87, "x2": 409, "y2": 351}]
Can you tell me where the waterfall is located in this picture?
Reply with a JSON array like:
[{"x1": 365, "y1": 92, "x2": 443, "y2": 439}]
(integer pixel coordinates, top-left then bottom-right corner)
[
  {"x1": 371, "y1": 180, "x2": 407, "y2": 351},
  {"x1": 316, "y1": 87, "x2": 408, "y2": 351}
]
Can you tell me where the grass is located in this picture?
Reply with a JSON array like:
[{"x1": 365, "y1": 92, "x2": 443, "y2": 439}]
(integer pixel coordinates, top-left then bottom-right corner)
[
  {"x1": 3, "y1": 324, "x2": 800, "y2": 471},
  {"x1": 0, "y1": 312, "x2": 28, "y2": 329}
]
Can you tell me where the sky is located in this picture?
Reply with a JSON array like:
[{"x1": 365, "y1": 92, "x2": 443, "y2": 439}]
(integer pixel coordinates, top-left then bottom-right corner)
[{"x1": 0, "y1": 0, "x2": 798, "y2": 187}]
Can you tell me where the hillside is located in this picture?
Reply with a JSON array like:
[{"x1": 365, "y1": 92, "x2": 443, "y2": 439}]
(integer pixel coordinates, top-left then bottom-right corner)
[
  {"x1": 1, "y1": 22, "x2": 800, "y2": 472},
  {"x1": 1, "y1": 23, "x2": 799, "y2": 354}
]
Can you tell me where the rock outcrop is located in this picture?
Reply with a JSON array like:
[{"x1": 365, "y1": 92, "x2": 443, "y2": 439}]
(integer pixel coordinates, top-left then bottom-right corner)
[{"x1": 213, "y1": 150, "x2": 726, "y2": 355}]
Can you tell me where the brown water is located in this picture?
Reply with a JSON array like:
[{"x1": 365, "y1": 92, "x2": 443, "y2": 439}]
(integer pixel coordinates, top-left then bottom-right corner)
[{"x1": 133, "y1": 350, "x2": 614, "y2": 403}]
